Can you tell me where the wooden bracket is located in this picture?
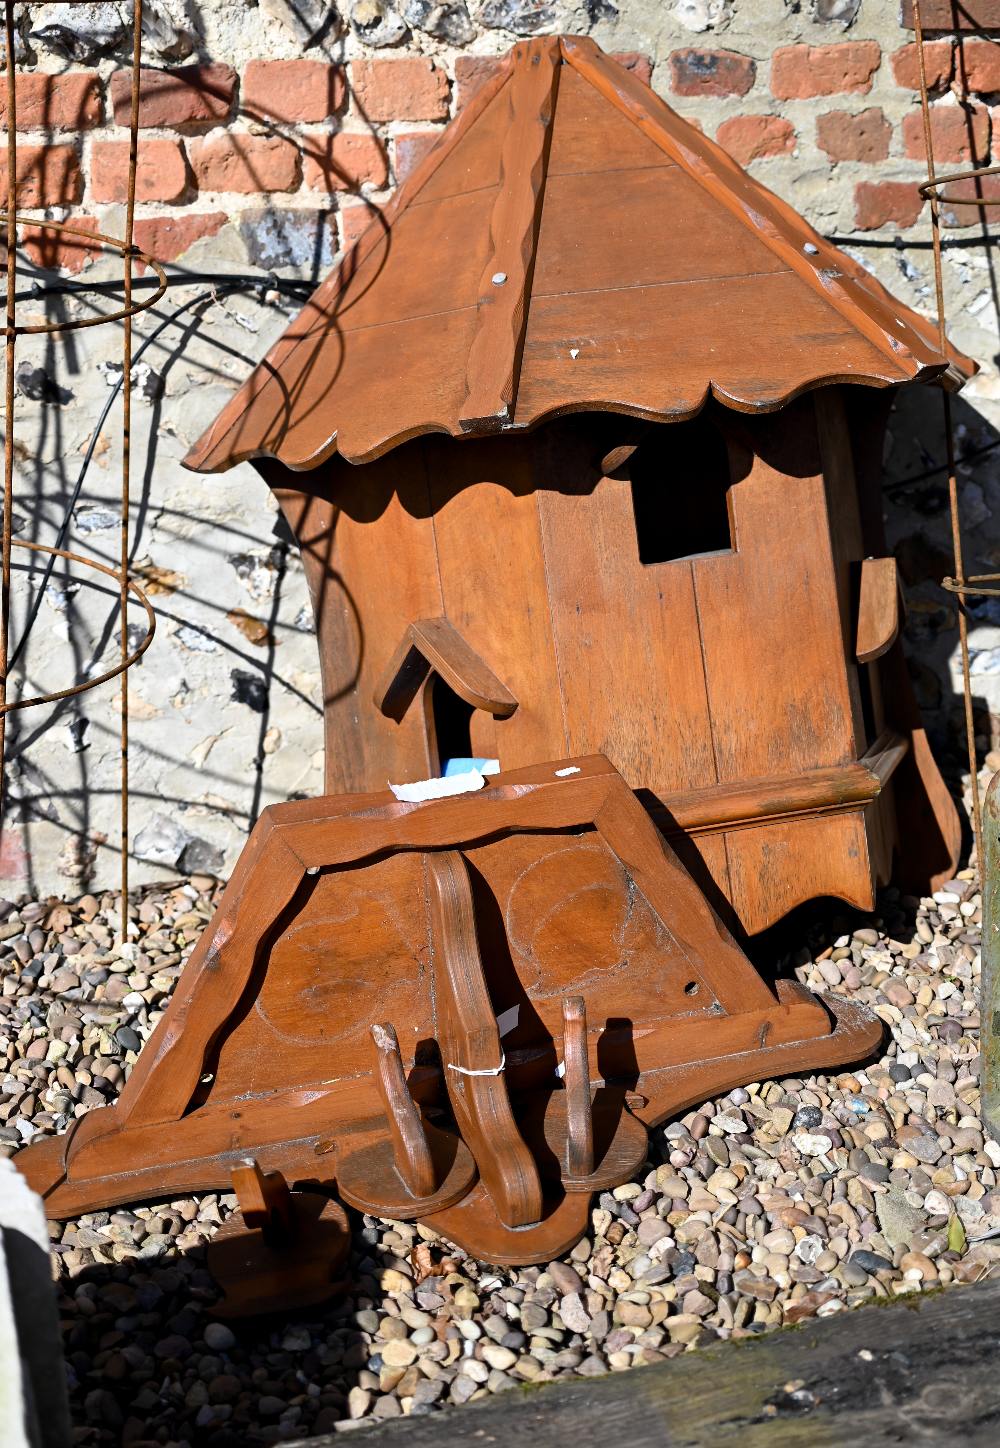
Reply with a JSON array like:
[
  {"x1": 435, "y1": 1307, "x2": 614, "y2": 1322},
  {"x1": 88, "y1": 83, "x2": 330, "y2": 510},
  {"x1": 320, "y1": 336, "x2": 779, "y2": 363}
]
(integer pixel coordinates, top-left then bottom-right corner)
[
  {"x1": 18, "y1": 755, "x2": 884, "y2": 1268},
  {"x1": 374, "y1": 616, "x2": 518, "y2": 723},
  {"x1": 429, "y1": 850, "x2": 544, "y2": 1229}
]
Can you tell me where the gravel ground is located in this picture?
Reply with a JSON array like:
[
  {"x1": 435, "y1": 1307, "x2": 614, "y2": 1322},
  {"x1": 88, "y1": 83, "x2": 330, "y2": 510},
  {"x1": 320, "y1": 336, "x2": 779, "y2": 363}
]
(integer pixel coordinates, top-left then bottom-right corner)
[{"x1": 3, "y1": 784, "x2": 1000, "y2": 1446}]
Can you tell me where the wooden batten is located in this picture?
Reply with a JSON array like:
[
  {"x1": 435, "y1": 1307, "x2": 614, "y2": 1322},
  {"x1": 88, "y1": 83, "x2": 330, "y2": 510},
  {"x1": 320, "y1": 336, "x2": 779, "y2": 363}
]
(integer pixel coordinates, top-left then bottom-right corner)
[
  {"x1": 182, "y1": 37, "x2": 973, "y2": 475},
  {"x1": 460, "y1": 38, "x2": 560, "y2": 432}
]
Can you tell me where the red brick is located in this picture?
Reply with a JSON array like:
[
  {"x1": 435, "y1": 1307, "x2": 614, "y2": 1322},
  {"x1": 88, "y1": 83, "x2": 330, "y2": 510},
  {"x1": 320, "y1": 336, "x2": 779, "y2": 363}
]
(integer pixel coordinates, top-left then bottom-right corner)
[
  {"x1": 0, "y1": 144, "x2": 82, "y2": 207},
  {"x1": 132, "y1": 213, "x2": 228, "y2": 272},
  {"x1": 340, "y1": 200, "x2": 379, "y2": 250},
  {"x1": 890, "y1": 40, "x2": 953, "y2": 92},
  {"x1": 21, "y1": 216, "x2": 101, "y2": 274},
  {"x1": 902, "y1": 102, "x2": 990, "y2": 164},
  {"x1": 242, "y1": 59, "x2": 345, "y2": 124},
  {"x1": 351, "y1": 58, "x2": 449, "y2": 122},
  {"x1": 854, "y1": 180, "x2": 924, "y2": 231},
  {"x1": 961, "y1": 38, "x2": 1000, "y2": 95},
  {"x1": 816, "y1": 107, "x2": 891, "y2": 163},
  {"x1": 394, "y1": 130, "x2": 441, "y2": 183},
  {"x1": 771, "y1": 42, "x2": 881, "y2": 99},
  {"x1": 91, "y1": 138, "x2": 188, "y2": 203},
  {"x1": 111, "y1": 64, "x2": 236, "y2": 129},
  {"x1": 454, "y1": 55, "x2": 503, "y2": 110},
  {"x1": 716, "y1": 114, "x2": 795, "y2": 165},
  {"x1": 0, "y1": 827, "x2": 26, "y2": 885},
  {"x1": 0, "y1": 73, "x2": 101, "y2": 131},
  {"x1": 938, "y1": 172, "x2": 1000, "y2": 227},
  {"x1": 189, "y1": 133, "x2": 300, "y2": 193},
  {"x1": 303, "y1": 133, "x2": 388, "y2": 192},
  {"x1": 669, "y1": 49, "x2": 756, "y2": 99},
  {"x1": 612, "y1": 52, "x2": 654, "y2": 87}
]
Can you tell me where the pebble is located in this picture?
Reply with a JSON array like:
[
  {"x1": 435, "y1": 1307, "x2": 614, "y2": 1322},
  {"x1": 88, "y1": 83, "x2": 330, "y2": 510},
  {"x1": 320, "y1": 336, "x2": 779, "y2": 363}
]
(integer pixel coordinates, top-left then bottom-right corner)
[
  {"x1": 548, "y1": 1261, "x2": 585, "y2": 1295},
  {"x1": 792, "y1": 1132, "x2": 834, "y2": 1157},
  {"x1": 850, "y1": 1251, "x2": 896, "y2": 1277},
  {"x1": 202, "y1": 1322, "x2": 236, "y2": 1352},
  {"x1": 1, "y1": 860, "x2": 993, "y2": 1441}
]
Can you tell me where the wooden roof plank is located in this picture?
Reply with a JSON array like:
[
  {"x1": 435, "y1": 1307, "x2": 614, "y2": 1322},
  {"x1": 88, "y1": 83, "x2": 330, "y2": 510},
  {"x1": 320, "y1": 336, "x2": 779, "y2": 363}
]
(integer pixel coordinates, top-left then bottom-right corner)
[
  {"x1": 184, "y1": 53, "x2": 516, "y2": 474},
  {"x1": 559, "y1": 35, "x2": 971, "y2": 388},
  {"x1": 460, "y1": 38, "x2": 561, "y2": 433}
]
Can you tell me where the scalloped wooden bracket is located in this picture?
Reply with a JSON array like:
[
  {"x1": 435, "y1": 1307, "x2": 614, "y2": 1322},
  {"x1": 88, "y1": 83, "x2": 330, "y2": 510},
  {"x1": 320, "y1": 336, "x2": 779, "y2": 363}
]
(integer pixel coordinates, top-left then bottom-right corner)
[{"x1": 16, "y1": 755, "x2": 883, "y2": 1270}]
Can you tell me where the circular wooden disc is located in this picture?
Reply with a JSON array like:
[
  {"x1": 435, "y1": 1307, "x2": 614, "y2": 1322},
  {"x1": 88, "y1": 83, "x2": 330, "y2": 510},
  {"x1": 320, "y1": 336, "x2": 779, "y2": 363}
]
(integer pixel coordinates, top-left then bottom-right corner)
[
  {"x1": 208, "y1": 1193, "x2": 350, "y2": 1319},
  {"x1": 423, "y1": 1182, "x2": 589, "y2": 1266},
  {"x1": 541, "y1": 1091, "x2": 648, "y2": 1193},
  {"x1": 338, "y1": 1124, "x2": 476, "y2": 1218}
]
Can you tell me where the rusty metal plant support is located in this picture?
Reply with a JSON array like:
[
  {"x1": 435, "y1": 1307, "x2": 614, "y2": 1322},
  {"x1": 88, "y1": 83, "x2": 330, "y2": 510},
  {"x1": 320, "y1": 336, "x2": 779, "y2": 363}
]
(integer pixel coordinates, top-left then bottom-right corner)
[
  {"x1": 1, "y1": 0, "x2": 157, "y2": 939},
  {"x1": 911, "y1": 2, "x2": 1000, "y2": 1142},
  {"x1": 912, "y1": 0, "x2": 985, "y2": 866},
  {"x1": 983, "y1": 773, "x2": 1000, "y2": 1141}
]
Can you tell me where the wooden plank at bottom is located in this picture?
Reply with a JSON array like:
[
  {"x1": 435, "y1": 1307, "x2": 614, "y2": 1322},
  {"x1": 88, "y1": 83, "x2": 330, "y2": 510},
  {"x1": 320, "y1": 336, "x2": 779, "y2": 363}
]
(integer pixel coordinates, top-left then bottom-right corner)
[{"x1": 294, "y1": 1278, "x2": 1000, "y2": 1448}]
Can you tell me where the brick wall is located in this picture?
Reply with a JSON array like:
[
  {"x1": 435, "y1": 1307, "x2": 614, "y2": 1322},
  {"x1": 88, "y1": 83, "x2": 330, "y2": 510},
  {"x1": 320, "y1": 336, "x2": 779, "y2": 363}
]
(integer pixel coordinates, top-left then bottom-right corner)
[
  {"x1": 2, "y1": 21, "x2": 994, "y2": 259},
  {"x1": 3, "y1": 0, "x2": 999, "y2": 896}
]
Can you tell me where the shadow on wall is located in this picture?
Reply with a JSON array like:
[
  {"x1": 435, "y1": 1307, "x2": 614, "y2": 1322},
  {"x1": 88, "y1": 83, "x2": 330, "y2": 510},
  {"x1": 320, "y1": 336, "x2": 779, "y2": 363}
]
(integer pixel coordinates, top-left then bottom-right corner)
[
  {"x1": 2, "y1": 258, "x2": 324, "y2": 898},
  {"x1": 0, "y1": 13, "x2": 409, "y2": 896}
]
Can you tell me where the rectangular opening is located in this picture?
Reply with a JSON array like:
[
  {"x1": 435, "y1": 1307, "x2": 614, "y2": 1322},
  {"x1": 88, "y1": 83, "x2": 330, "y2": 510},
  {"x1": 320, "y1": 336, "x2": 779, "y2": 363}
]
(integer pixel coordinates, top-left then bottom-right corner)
[{"x1": 629, "y1": 417, "x2": 735, "y2": 565}]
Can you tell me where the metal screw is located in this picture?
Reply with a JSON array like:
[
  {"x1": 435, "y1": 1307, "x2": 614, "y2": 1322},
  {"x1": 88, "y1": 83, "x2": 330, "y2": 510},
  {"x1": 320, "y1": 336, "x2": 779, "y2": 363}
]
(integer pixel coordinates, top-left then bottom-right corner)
[{"x1": 492, "y1": 272, "x2": 507, "y2": 285}]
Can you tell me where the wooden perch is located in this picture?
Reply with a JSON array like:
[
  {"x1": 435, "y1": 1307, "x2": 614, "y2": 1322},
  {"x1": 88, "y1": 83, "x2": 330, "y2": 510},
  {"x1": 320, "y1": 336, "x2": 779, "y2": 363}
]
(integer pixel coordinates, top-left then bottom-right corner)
[
  {"x1": 856, "y1": 557, "x2": 900, "y2": 664},
  {"x1": 374, "y1": 616, "x2": 519, "y2": 723}
]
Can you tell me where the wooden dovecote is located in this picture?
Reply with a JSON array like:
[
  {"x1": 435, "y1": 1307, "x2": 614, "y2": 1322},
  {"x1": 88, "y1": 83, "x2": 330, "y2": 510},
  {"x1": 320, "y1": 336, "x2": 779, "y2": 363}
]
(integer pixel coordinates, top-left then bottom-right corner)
[{"x1": 184, "y1": 35, "x2": 973, "y2": 934}]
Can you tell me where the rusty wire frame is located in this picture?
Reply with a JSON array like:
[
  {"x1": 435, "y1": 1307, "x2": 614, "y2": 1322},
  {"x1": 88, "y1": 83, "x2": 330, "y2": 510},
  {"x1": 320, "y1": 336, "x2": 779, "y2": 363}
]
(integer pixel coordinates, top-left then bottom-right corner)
[{"x1": 0, "y1": 0, "x2": 157, "y2": 941}]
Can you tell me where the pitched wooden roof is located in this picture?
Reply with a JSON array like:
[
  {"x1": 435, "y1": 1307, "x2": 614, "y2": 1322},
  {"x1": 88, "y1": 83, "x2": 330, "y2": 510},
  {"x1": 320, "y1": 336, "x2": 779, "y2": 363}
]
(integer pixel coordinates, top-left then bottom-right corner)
[{"x1": 185, "y1": 35, "x2": 974, "y2": 474}]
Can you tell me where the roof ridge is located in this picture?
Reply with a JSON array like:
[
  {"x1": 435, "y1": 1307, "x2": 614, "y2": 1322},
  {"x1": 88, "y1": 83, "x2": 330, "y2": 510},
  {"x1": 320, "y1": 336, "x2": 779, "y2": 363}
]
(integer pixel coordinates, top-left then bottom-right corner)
[{"x1": 559, "y1": 35, "x2": 965, "y2": 388}]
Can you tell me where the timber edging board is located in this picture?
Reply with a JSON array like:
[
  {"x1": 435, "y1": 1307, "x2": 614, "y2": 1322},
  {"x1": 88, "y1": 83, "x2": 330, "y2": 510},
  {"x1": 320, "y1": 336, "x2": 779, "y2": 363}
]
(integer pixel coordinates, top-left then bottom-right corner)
[{"x1": 293, "y1": 1277, "x2": 1000, "y2": 1448}]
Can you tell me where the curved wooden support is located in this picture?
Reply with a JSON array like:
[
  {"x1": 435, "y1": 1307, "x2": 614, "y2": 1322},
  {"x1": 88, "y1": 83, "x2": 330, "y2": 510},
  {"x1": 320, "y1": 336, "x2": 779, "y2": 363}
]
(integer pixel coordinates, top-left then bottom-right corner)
[
  {"x1": 371, "y1": 1022, "x2": 436, "y2": 1198},
  {"x1": 337, "y1": 1021, "x2": 477, "y2": 1218},
  {"x1": 425, "y1": 1182, "x2": 589, "y2": 1267},
  {"x1": 562, "y1": 997, "x2": 594, "y2": 1180},
  {"x1": 428, "y1": 849, "x2": 543, "y2": 1229}
]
